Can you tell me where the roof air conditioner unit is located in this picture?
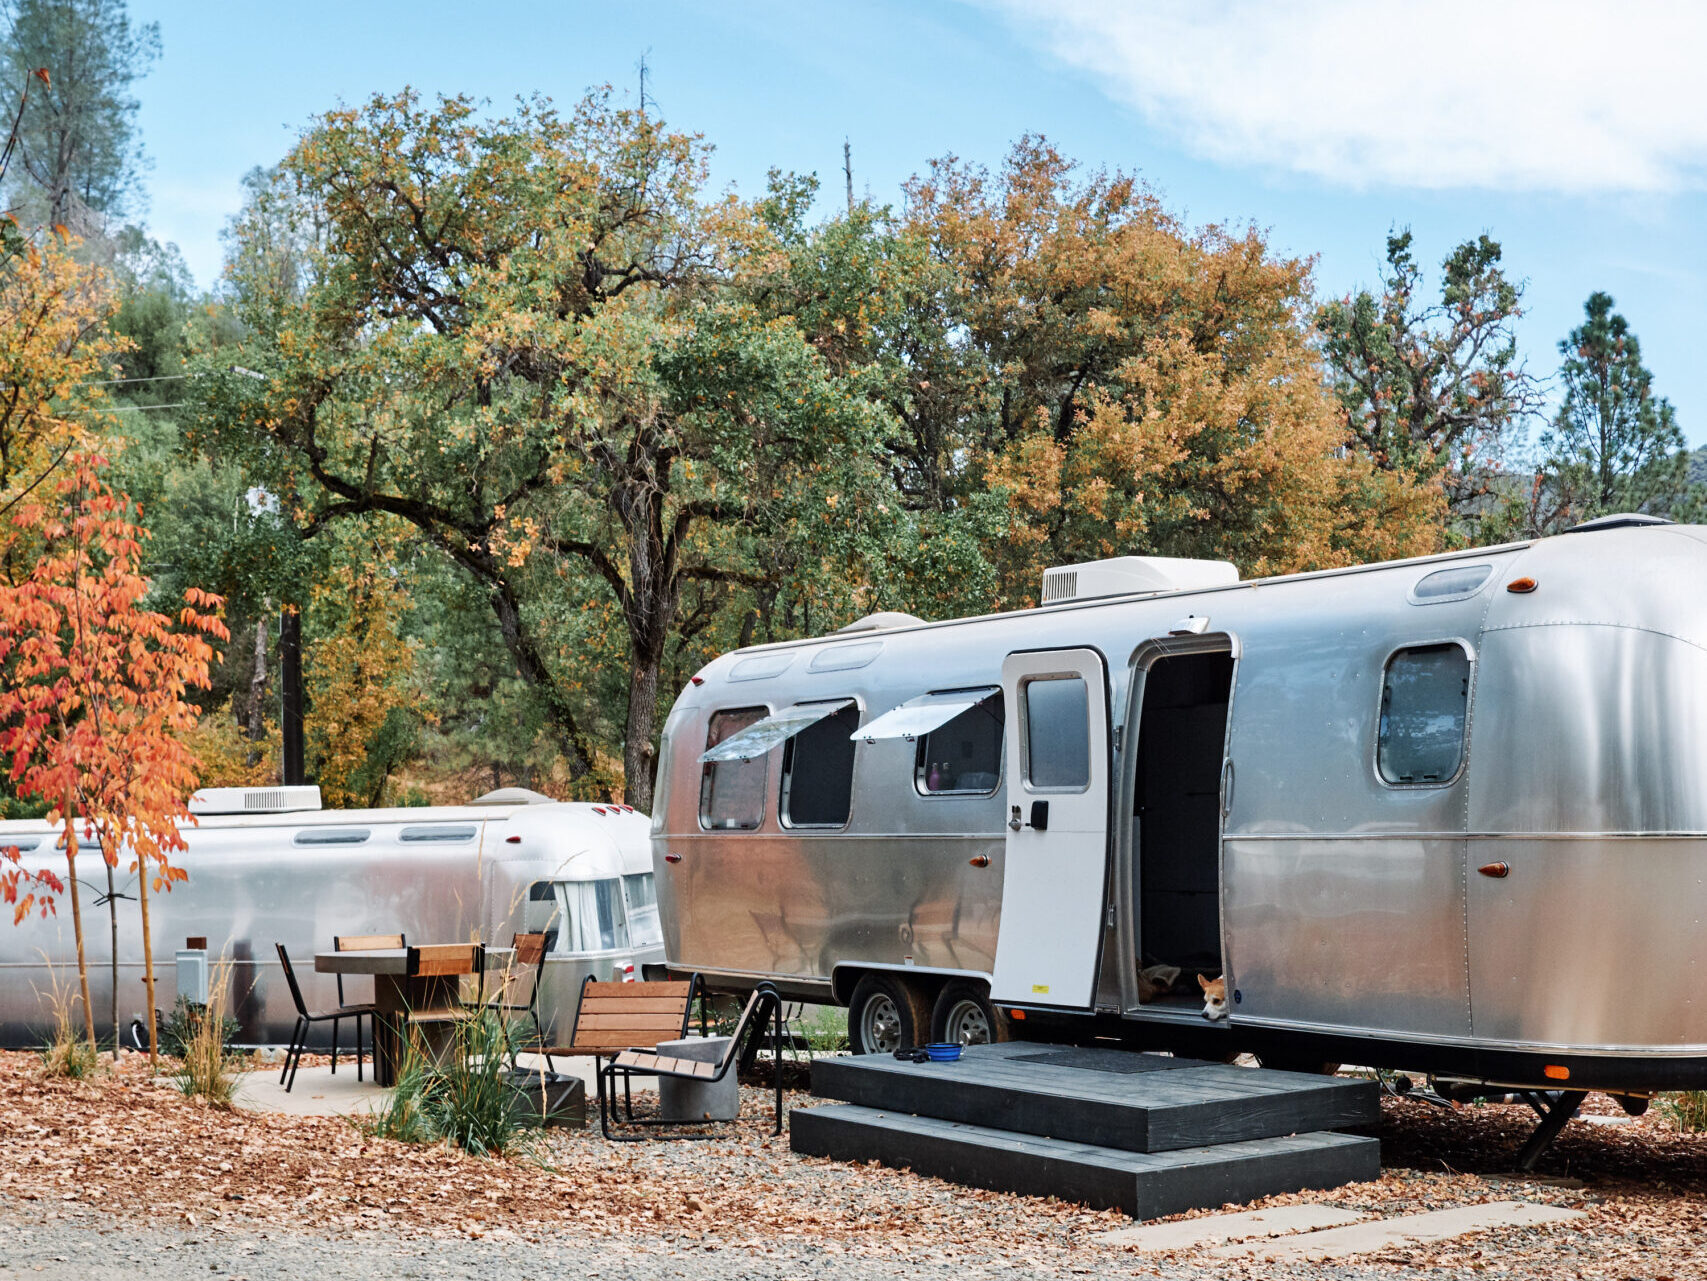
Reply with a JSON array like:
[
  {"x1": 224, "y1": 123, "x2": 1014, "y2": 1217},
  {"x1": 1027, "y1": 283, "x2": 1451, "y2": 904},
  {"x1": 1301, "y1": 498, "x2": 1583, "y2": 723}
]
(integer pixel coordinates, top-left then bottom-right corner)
[
  {"x1": 189, "y1": 785, "x2": 323, "y2": 815},
  {"x1": 1041, "y1": 556, "x2": 1239, "y2": 604}
]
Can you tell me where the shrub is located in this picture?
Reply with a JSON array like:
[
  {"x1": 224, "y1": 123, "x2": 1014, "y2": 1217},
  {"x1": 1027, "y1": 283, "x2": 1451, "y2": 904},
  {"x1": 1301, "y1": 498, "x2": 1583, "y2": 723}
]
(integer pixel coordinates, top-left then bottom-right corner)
[
  {"x1": 799, "y1": 1005, "x2": 849, "y2": 1054},
  {"x1": 160, "y1": 994, "x2": 240, "y2": 1060},
  {"x1": 1657, "y1": 1090, "x2": 1707, "y2": 1133}
]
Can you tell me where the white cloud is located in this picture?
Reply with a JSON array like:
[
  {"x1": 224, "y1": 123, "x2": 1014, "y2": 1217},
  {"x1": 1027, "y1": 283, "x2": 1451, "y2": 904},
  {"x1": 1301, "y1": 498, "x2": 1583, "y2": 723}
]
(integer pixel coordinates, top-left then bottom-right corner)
[{"x1": 988, "y1": 0, "x2": 1707, "y2": 192}]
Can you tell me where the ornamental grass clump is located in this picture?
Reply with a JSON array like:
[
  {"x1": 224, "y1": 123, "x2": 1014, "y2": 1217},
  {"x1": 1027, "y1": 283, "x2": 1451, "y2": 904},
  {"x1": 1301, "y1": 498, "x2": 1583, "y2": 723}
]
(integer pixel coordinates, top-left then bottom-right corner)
[
  {"x1": 174, "y1": 961, "x2": 241, "y2": 1108},
  {"x1": 38, "y1": 968, "x2": 100, "y2": 1080},
  {"x1": 362, "y1": 1011, "x2": 536, "y2": 1158}
]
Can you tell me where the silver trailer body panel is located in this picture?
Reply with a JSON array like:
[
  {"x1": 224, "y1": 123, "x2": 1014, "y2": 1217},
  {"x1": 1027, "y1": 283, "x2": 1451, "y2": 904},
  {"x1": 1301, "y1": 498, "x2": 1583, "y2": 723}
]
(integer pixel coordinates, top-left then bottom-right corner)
[
  {"x1": 1, "y1": 801, "x2": 662, "y2": 1048},
  {"x1": 655, "y1": 524, "x2": 1707, "y2": 1080}
]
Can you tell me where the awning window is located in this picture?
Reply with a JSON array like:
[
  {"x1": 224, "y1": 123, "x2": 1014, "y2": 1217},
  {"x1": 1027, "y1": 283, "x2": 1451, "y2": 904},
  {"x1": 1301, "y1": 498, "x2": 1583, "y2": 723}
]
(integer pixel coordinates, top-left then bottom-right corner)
[
  {"x1": 698, "y1": 701, "x2": 853, "y2": 763},
  {"x1": 853, "y1": 688, "x2": 998, "y2": 743}
]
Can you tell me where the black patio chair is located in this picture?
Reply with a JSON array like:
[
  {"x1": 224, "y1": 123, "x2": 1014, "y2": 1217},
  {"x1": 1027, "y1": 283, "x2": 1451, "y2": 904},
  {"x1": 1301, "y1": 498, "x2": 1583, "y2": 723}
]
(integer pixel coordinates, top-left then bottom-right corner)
[{"x1": 275, "y1": 942, "x2": 378, "y2": 1092}]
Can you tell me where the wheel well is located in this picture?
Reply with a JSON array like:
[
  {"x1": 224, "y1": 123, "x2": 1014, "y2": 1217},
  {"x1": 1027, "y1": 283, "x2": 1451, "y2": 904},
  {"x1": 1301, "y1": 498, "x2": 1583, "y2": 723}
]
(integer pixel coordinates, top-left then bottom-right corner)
[{"x1": 832, "y1": 967, "x2": 954, "y2": 1008}]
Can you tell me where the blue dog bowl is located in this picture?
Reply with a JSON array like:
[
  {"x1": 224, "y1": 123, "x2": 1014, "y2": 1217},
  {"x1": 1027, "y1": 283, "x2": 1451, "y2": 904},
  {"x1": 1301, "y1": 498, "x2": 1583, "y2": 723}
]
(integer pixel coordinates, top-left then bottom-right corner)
[{"x1": 924, "y1": 1042, "x2": 962, "y2": 1062}]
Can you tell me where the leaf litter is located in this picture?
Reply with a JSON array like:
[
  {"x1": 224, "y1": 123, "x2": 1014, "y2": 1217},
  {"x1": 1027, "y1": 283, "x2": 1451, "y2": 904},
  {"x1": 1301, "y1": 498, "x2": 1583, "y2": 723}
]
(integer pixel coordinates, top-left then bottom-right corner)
[{"x1": 1, "y1": 1051, "x2": 1703, "y2": 1278}]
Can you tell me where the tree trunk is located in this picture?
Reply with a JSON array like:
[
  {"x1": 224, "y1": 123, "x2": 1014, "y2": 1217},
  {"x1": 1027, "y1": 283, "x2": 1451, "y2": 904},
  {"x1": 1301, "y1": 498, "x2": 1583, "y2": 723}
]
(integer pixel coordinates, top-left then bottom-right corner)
[
  {"x1": 63, "y1": 790, "x2": 95, "y2": 1048},
  {"x1": 280, "y1": 606, "x2": 305, "y2": 786},
  {"x1": 106, "y1": 859, "x2": 119, "y2": 1061},
  {"x1": 623, "y1": 651, "x2": 661, "y2": 811},
  {"x1": 247, "y1": 603, "x2": 269, "y2": 741},
  {"x1": 137, "y1": 860, "x2": 159, "y2": 1067}
]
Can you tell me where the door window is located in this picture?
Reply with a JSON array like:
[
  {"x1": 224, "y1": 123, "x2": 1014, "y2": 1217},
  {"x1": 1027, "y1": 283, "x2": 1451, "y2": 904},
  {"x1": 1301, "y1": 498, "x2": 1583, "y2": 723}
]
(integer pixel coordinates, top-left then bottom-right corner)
[
  {"x1": 1022, "y1": 675, "x2": 1091, "y2": 790},
  {"x1": 1378, "y1": 643, "x2": 1471, "y2": 784},
  {"x1": 622, "y1": 873, "x2": 662, "y2": 947},
  {"x1": 699, "y1": 707, "x2": 769, "y2": 829},
  {"x1": 525, "y1": 880, "x2": 563, "y2": 953}
]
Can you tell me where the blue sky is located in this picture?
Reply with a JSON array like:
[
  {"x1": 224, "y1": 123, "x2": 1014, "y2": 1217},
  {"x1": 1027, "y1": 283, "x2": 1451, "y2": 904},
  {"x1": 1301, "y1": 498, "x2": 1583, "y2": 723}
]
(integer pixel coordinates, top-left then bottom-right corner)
[{"x1": 131, "y1": 0, "x2": 1706, "y2": 448}]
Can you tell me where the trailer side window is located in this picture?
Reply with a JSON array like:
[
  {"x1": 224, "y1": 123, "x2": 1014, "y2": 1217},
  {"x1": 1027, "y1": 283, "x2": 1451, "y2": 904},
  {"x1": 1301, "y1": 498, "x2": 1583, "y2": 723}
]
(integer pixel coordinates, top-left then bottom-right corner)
[
  {"x1": 525, "y1": 881, "x2": 562, "y2": 953},
  {"x1": 1022, "y1": 676, "x2": 1091, "y2": 791},
  {"x1": 1379, "y1": 644, "x2": 1471, "y2": 785},
  {"x1": 781, "y1": 700, "x2": 860, "y2": 828},
  {"x1": 700, "y1": 707, "x2": 769, "y2": 830},
  {"x1": 917, "y1": 693, "x2": 1004, "y2": 794}
]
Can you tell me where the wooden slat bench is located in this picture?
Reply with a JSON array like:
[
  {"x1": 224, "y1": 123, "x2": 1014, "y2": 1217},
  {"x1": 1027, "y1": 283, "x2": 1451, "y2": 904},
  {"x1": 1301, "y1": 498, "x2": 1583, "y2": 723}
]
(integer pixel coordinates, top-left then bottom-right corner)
[{"x1": 538, "y1": 975, "x2": 701, "y2": 1070}]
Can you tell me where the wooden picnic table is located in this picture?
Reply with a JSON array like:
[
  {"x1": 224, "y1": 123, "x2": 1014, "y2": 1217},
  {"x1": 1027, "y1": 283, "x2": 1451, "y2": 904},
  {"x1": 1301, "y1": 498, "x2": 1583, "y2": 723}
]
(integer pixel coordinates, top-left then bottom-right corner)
[{"x1": 314, "y1": 946, "x2": 514, "y2": 1086}]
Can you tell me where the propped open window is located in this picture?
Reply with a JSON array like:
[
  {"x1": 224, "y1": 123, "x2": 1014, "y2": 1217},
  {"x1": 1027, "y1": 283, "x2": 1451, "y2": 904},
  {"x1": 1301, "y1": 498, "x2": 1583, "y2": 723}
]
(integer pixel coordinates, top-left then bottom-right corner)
[
  {"x1": 854, "y1": 687, "x2": 998, "y2": 743},
  {"x1": 781, "y1": 700, "x2": 861, "y2": 828},
  {"x1": 699, "y1": 702, "x2": 848, "y2": 762}
]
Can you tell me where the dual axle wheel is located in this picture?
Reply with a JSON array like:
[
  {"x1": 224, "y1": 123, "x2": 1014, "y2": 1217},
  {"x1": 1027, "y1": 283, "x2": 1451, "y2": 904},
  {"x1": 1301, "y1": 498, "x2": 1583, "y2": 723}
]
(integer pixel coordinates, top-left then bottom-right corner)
[{"x1": 846, "y1": 974, "x2": 1008, "y2": 1055}]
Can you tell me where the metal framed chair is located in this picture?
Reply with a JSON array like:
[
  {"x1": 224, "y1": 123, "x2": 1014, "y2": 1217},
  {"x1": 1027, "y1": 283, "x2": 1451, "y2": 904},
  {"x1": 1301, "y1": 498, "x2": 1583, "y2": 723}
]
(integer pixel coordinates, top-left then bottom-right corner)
[
  {"x1": 485, "y1": 931, "x2": 548, "y2": 1064},
  {"x1": 274, "y1": 943, "x2": 377, "y2": 1092},
  {"x1": 597, "y1": 981, "x2": 785, "y2": 1140},
  {"x1": 331, "y1": 932, "x2": 404, "y2": 1075}
]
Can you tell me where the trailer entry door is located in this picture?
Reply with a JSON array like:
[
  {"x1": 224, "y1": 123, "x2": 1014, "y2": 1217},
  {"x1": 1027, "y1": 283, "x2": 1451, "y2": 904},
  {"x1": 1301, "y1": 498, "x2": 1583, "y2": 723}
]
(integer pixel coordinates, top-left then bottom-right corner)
[{"x1": 990, "y1": 648, "x2": 1111, "y2": 1010}]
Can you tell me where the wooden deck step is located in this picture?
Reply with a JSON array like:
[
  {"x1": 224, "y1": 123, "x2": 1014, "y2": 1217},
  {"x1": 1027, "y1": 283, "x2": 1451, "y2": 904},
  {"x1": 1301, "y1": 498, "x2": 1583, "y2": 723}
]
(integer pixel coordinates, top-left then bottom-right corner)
[
  {"x1": 809, "y1": 1042, "x2": 1378, "y2": 1154},
  {"x1": 790, "y1": 1104, "x2": 1381, "y2": 1219}
]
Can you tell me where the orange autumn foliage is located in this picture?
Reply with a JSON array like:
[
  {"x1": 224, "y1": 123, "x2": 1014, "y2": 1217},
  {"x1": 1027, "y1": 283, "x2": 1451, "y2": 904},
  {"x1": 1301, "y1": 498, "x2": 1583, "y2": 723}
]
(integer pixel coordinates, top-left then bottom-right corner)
[{"x1": 0, "y1": 457, "x2": 228, "y2": 1055}]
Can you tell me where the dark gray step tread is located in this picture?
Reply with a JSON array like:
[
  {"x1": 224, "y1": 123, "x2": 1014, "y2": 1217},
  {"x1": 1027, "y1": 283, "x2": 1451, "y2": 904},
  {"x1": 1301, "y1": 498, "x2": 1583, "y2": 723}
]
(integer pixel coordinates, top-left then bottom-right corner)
[
  {"x1": 791, "y1": 1103, "x2": 1381, "y2": 1219},
  {"x1": 812, "y1": 1044, "x2": 1377, "y2": 1153}
]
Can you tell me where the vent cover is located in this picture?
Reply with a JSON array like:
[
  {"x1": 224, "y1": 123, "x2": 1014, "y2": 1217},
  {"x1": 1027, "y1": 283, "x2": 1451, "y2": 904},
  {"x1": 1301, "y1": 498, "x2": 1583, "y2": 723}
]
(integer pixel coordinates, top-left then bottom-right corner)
[
  {"x1": 190, "y1": 785, "x2": 322, "y2": 815},
  {"x1": 1041, "y1": 556, "x2": 1238, "y2": 603}
]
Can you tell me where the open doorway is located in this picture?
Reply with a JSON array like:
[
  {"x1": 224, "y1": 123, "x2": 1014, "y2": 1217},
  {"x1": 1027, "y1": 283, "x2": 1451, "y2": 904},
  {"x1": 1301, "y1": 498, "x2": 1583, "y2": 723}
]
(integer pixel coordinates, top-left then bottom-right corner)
[{"x1": 1133, "y1": 649, "x2": 1234, "y2": 1009}]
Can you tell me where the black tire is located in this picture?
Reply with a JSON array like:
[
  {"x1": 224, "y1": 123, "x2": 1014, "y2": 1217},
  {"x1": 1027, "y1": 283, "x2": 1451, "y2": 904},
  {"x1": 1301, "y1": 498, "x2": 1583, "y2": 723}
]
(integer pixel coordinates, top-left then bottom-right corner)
[
  {"x1": 847, "y1": 974, "x2": 930, "y2": 1055},
  {"x1": 929, "y1": 980, "x2": 1010, "y2": 1047}
]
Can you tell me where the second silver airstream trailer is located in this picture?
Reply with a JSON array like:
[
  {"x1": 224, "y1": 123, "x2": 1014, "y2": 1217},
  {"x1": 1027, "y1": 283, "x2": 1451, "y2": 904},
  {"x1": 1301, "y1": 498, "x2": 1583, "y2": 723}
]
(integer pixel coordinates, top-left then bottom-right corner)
[
  {"x1": 0, "y1": 788, "x2": 661, "y2": 1048},
  {"x1": 653, "y1": 517, "x2": 1707, "y2": 1099}
]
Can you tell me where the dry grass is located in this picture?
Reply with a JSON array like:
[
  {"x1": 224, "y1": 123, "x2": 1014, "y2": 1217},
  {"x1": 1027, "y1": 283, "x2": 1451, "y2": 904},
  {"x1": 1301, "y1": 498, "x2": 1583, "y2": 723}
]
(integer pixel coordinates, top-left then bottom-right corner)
[
  {"x1": 36, "y1": 967, "x2": 100, "y2": 1081},
  {"x1": 1657, "y1": 1089, "x2": 1707, "y2": 1133},
  {"x1": 172, "y1": 960, "x2": 240, "y2": 1108}
]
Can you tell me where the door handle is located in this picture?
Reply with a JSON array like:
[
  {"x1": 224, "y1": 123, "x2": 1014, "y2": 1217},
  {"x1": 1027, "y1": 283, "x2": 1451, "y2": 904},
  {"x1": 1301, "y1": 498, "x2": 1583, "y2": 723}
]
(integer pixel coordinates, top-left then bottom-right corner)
[
  {"x1": 1477, "y1": 862, "x2": 1510, "y2": 878},
  {"x1": 1220, "y1": 759, "x2": 1235, "y2": 816},
  {"x1": 1029, "y1": 800, "x2": 1049, "y2": 831},
  {"x1": 1008, "y1": 805, "x2": 1023, "y2": 831}
]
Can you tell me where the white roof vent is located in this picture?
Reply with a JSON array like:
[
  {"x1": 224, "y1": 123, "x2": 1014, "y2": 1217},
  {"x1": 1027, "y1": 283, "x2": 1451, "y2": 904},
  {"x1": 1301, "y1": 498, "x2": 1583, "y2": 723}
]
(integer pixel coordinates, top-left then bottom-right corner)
[
  {"x1": 469, "y1": 787, "x2": 557, "y2": 806},
  {"x1": 835, "y1": 610, "x2": 925, "y2": 634},
  {"x1": 189, "y1": 785, "x2": 322, "y2": 815},
  {"x1": 1041, "y1": 556, "x2": 1239, "y2": 604}
]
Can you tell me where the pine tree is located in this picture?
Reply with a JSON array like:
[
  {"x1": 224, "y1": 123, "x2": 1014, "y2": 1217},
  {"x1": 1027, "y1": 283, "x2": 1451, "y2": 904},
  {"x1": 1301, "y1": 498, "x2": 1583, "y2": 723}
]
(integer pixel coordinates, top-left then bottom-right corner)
[{"x1": 1537, "y1": 292, "x2": 1686, "y2": 529}]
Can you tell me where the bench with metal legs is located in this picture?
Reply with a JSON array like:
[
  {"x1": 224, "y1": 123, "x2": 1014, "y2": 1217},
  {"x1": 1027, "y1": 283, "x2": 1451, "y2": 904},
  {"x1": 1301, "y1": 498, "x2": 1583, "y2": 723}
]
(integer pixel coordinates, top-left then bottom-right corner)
[{"x1": 597, "y1": 981, "x2": 784, "y2": 1141}]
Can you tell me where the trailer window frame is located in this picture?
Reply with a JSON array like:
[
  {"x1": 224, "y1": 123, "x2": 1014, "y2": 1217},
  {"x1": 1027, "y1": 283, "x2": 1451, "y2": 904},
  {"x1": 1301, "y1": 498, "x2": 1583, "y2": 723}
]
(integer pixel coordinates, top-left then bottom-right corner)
[
  {"x1": 1375, "y1": 639, "x2": 1475, "y2": 788},
  {"x1": 1018, "y1": 673, "x2": 1093, "y2": 794},
  {"x1": 779, "y1": 698, "x2": 862, "y2": 830},
  {"x1": 698, "y1": 706, "x2": 771, "y2": 831},
  {"x1": 914, "y1": 688, "x2": 1005, "y2": 797}
]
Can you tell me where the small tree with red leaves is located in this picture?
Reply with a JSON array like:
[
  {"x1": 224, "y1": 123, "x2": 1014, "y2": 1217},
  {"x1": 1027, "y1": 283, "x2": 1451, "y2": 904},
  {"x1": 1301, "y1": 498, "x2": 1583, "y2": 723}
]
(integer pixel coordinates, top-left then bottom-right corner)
[{"x1": 0, "y1": 456, "x2": 227, "y2": 1062}]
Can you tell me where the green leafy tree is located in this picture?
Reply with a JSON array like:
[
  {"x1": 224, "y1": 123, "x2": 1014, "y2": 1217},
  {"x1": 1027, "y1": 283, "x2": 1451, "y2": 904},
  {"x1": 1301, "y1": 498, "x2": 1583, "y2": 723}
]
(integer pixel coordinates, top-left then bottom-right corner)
[
  {"x1": 198, "y1": 91, "x2": 887, "y2": 808},
  {"x1": 1535, "y1": 291, "x2": 1687, "y2": 529},
  {"x1": 1316, "y1": 230, "x2": 1539, "y2": 521},
  {"x1": 0, "y1": 0, "x2": 159, "y2": 230}
]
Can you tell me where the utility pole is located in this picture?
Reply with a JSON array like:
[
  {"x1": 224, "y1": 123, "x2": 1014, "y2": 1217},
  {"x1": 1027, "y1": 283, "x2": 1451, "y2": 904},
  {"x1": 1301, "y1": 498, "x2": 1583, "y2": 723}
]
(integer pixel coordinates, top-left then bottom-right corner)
[
  {"x1": 638, "y1": 51, "x2": 651, "y2": 119},
  {"x1": 280, "y1": 605, "x2": 304, "y2": 787},
  {"x1": 844, "y1": 137, "x2": 855, "y2": 214}
]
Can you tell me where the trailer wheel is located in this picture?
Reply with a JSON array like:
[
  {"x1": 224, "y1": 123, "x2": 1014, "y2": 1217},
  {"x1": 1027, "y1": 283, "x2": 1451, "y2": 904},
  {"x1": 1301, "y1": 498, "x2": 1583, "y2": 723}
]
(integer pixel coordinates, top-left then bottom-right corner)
[
  {"x1": 930, "y1": 980, "x2": 1009, "y2": 1047},
  {"x1": 848, "y1": 974, "x2": 929, "y2": 1055}
]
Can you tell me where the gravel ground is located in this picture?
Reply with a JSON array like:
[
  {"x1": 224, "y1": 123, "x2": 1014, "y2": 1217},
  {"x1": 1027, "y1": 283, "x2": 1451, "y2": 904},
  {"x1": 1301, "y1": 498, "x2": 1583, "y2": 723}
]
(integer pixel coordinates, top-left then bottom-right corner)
[{"x1": 3, "y1": 1051, "x2": 1705, "y2": 1280}]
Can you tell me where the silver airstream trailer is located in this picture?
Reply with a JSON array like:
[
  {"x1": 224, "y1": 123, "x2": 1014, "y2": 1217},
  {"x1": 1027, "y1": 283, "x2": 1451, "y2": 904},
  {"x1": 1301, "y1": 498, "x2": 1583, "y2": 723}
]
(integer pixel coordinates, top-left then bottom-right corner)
[
  {"x1": 0, "y1": 787, "x2": 662, "y2": 1048},
  {"x1": 653, "y1": 517, "x2": 1707, "y2": 1100}
]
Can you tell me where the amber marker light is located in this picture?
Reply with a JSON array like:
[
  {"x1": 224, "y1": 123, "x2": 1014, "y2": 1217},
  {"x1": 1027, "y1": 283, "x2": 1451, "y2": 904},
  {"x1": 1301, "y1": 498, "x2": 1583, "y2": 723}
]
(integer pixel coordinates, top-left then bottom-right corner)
[
  {"x1": 1010, "y1": 1009, "x2": 1027, "y2": 1021},
  {"x1": 1507, "y1": 577, "x2": 1538, "y2": 593},
  {"x1": 1544, "y1": 1064, "x2": 1570, "y2": 1081}
]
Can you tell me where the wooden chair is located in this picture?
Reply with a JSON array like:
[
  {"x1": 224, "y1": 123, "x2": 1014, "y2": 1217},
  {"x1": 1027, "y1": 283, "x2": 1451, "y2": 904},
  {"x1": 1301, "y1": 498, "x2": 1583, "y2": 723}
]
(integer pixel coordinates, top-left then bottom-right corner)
[
  {"x1": 484, "y1": 931, "x2": 548, "y2": 1064},
  {"x1": 536, "y1": 974, "x2": 702, "y2": 1117},
  {"x1": 332, "y1": 932, "x2": 405, "y2": 1004},
  {"x1": 404, "y1": 943, "x2": 487, "y2": 1027},
  {"x1": 597, "y1": 982, "x2": 785, "y2": 1140},
  {"x1": 274, "y1": 943, "x2": 377, "y2": 1092}
]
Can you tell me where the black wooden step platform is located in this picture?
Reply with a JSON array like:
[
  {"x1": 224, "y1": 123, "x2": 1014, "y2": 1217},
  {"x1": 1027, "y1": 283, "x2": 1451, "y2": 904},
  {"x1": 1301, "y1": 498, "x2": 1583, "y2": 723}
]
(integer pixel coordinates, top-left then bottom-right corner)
[
  {"x1": 791, "y1": 1104, "x2": 1380, "y2": 1218},
  {"x1": 810, "y1": 1042, "x2": 1378, "y2": 1152}
]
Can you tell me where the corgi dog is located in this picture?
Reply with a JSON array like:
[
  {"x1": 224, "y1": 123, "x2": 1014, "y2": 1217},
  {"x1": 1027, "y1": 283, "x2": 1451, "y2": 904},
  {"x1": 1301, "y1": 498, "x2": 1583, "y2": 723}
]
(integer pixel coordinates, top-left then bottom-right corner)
[
  {"x1": 1198, "y1": 973, "x2": 1228, "y2": 1021},
  {"x1": 1138, "y1": 964, "x2": 1181, "y2": 1003}
]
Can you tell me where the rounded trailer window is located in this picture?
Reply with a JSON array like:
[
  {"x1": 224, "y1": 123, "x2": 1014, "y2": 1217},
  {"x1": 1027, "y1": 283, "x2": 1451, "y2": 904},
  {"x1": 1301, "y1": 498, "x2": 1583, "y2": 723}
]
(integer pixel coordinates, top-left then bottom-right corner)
[{"x1": 1409, "y1": 564, "x2": 1493, "y2": 604}]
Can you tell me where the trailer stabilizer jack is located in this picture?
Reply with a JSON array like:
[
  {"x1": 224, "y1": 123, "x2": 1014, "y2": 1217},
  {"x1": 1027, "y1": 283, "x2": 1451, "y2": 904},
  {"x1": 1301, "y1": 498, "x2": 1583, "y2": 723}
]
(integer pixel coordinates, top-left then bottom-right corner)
[{"x1": 1513, "y1": 1089, "x2": 1587, "y2": 1171}]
